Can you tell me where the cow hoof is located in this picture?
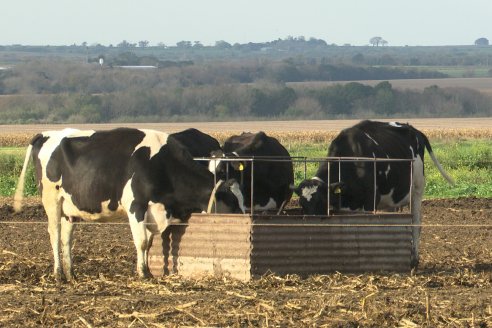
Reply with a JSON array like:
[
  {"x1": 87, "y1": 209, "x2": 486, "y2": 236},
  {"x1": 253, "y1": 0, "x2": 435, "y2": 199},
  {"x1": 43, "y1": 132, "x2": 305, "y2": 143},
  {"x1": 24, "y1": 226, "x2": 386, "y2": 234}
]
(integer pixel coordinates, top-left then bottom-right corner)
[
  {"x1": 138, "y1": 267, "x2": 153, "y2": 279},
  {"x1": 65, "y1": 272, "x2": 77, "y2": 283},
  {"x1": 54, "y1": 273, "x2": 68, "y2": 284}
]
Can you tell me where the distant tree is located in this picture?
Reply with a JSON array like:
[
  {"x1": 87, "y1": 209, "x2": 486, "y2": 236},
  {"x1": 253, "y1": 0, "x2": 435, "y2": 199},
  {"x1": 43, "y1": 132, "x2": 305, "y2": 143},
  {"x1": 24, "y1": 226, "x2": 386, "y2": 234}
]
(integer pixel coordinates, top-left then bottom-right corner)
[
  {"x1": 117, "y1": 40, "x2": 132, "y2": 48},
  {"x1": 113, "y1": 52, "x2": 140, "y2": 65},
  {"x1": 215, "y1": 40, "x2": 232, "y2": 49},
  {"x1": 369, "y1": 36, "x2": 383, "y2": 46},
  {"x1": 193, "y1": 41, "x2": 204, "y2": 48},
  {"x1": 138, "y1": 40, "x2": 149, "y2": 48},
  {"x1": 176, "y1": 41, "x2": 192, "y2": 48},
  {"x1": 474, "y1": 38, "x2": 489, "y2": 46},
  {"x1": 308, "y1": 37, "x2": 328, "y2": 46},
  {"x1": 157, "y1": 42, "x2": 167, "y2": 48},
  {"x1": 352, "y1": 53, "x2": 365, "y2": 64},
  {"x1": 381, "y1": 39, "x2": 388, "y2": 46}
]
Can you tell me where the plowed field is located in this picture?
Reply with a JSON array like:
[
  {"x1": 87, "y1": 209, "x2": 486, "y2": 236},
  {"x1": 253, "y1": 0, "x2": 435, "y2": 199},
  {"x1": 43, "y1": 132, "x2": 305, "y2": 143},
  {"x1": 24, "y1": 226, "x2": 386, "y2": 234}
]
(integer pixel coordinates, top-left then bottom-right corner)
[{"x1": 0, "y1": 197, "x2": 491, "y2": 327}]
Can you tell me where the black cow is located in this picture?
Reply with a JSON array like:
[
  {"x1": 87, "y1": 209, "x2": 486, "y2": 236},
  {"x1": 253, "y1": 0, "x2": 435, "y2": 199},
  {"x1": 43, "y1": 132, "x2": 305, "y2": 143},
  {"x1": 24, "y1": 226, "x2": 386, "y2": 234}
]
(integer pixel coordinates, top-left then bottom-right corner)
[
  {"x1": 293, "y1": 120, "x2": 454, "y2": 267},
  {"x1": 169, "y1": 128, "x2": 221, "y2": 168},
  {"x1": 14, "y1": 127, "x2": 245, "y2": 281},
  {"x1": 212, "y1": 131, "x2": 294, "y2": 213}
]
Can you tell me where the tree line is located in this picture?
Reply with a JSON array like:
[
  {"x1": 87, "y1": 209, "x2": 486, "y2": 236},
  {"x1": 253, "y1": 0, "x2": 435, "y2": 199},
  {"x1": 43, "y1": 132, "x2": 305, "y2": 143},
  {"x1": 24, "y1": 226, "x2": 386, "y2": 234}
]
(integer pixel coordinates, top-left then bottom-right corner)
[
  {"x1": 0, "y1": 59, "x2": 446, "y2": 95},
  {"x1": 0, "y1": 78, "x2": 490, "y2": 123},
  {"x1": 0, "y1": 57, "x2": 491, "y2": 124},
  {"x1": 2, "y1": 37, "x2": 492, "y2": 67}
]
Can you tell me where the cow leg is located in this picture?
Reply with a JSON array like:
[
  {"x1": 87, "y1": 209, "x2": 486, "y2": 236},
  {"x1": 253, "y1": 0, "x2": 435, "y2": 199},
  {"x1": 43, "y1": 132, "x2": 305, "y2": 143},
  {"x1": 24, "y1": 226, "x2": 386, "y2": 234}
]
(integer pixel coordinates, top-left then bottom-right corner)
[
  {"x1": 411, "y1": 193, "x2": 423, "y2": 268},
  {"x1": 60, "y1": 216, "x2": 76, "y2": 281},
  {"x1": 44, "y1": 197, "x2": 64, "y2": 281},
  {"x1": 411, "y1": 157, "x2": 426, "y2": 268},
  {"x1": 128, "y1": 213, "x2": 152, "y2": 278}
]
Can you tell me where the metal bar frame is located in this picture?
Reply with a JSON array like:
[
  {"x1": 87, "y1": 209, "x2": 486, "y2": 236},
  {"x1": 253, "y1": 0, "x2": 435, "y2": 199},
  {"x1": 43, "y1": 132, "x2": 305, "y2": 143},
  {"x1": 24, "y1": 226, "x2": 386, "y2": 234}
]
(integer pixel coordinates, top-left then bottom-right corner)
[{"x1": 195, "y1": 156, "x2": 414, "y2": 217}]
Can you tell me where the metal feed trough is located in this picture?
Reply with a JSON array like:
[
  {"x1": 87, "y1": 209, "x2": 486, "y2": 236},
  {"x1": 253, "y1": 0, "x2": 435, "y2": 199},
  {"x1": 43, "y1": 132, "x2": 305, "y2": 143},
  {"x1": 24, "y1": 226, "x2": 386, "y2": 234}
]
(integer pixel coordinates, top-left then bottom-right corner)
[{"x1": 148, "y1": 157, "x2": 415, "y2": 281}]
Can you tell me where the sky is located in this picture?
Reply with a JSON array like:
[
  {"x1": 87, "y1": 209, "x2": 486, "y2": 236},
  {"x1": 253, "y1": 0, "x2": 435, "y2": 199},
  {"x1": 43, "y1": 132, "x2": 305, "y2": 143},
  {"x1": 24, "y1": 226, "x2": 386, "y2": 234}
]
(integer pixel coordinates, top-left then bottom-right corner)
[{"x1": 2, "y1": 0, "x2": 491, "y2": 47}]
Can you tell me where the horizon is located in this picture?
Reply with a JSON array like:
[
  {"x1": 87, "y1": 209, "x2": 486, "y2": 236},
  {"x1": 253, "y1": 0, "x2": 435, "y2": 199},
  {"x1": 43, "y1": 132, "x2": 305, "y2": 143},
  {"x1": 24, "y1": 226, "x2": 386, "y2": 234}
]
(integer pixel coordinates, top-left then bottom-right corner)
[
  {"x1": 1, "y1": 38, "x2": 488, "y2": 48},
  {"x1": 1, "y1": 0, "x2": 490, "y2": 48}
]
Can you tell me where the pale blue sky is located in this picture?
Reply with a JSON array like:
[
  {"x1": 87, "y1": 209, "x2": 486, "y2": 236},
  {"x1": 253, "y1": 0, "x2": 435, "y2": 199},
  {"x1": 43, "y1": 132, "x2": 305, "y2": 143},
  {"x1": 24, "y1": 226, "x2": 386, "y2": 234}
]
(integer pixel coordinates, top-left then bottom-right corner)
[{"x1": 2, "y1": 0, "x2": 491, "y2": 46}]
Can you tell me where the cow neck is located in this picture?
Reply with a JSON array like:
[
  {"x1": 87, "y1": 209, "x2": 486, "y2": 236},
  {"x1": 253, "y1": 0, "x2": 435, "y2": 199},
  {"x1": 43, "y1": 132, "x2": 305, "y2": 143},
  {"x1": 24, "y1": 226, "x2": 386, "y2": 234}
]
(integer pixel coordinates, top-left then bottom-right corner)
[{"x1": 206, "y1": 179, "x2": 224, "y2": 213}]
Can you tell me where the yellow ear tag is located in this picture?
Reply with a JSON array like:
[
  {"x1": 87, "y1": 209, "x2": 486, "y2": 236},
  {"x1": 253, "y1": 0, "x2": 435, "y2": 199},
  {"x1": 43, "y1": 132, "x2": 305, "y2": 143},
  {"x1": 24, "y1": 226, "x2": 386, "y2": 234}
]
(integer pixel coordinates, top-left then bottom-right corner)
[
  {"x1": 334, "y1": 186, "x2": 341, "y2": 194},
  {"x1": 238, "y1": 163, "x2": 244, "y2": 171}
]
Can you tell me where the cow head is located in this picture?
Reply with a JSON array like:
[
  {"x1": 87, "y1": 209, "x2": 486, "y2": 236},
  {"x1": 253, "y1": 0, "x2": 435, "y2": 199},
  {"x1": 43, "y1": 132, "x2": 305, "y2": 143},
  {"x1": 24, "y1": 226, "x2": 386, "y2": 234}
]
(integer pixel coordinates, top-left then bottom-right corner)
[
  {"x1": 214, "y1": 131, "x2": 266, "y2": 180},
  {"x1": 209, "y1": 150, "x2": 248, "y2": 185},
  {"x1": 293, "y1": 178, "x2": 345, "y2": 215},
  {"x1": 212, "y1": 179, "x2": 246, "y2": 214}
]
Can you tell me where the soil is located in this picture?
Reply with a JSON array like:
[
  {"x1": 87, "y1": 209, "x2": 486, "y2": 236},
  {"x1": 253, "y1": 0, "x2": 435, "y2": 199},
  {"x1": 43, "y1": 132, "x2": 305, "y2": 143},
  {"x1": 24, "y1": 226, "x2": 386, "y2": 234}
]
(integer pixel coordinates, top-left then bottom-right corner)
[{"x1": 0, "y1": 197, "x2": 491, "y2": 327}]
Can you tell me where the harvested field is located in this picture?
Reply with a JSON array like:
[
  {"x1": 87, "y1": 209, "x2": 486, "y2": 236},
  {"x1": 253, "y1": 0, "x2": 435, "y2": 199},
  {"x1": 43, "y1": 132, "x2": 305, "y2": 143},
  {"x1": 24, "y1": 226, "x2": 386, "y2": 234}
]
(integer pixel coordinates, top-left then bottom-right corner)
[
  {"x1": 1, "y1": 117, "x2": 492, "y2": 147},
  {"x1": 0, "y1": 196, "x2": 491, "y2": 327}
]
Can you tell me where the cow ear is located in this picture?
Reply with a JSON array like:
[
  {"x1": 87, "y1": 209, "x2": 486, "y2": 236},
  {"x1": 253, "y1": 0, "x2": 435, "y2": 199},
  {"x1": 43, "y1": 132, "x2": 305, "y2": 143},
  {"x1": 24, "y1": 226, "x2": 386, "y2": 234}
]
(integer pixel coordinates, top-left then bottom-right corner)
[{"x1": 249, "y1": 131, "x2": 266, "y2": 151}]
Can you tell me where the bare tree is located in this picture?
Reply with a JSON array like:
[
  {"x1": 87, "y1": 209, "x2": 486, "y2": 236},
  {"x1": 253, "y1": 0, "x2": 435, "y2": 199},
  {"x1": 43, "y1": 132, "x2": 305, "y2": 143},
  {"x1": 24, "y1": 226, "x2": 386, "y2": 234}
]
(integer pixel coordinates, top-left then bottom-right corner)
[
  {"x1": 138, "y1": 40, "x2": 150, "y2": 48},
  {"x1": 369, "y1": 36, "x2": 383, "y2": 46}
]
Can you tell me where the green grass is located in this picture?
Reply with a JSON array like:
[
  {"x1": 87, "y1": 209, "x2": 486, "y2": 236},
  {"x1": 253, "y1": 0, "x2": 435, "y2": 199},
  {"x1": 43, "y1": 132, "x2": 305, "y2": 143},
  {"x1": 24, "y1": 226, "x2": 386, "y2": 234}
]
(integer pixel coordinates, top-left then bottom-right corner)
[
  {"x1": 1, "y1": 140, "x2": 491, "y2": 198},
  {"x1": 407, "y1": 66, "x2": 492, "y2": 78},
  {"x1": 286, "y1": 139, "x2": 492, "y2": 199},
  {"x1": 0, "y1": 147, "x2": 37, "y2": 196},
  {"x1": 424, "y1": 140, "x2": 492, "y2": 198}
]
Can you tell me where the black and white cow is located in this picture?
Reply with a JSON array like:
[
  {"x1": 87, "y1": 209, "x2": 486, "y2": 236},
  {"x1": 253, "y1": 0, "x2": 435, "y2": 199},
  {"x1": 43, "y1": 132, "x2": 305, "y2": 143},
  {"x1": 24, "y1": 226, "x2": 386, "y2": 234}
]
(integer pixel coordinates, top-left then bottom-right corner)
[
  {"x1": 212, "y1": 131, "x2": 294, "y2": 212},
  {"x1": 169, "y1": 128, "x2": 221, "y2": 168},
  {"x1": 14, "y1": 127, "x2": 245, "y2": 281},
  {"x1": 293, "y1": 120, "x2": 454, "y2": 267}
]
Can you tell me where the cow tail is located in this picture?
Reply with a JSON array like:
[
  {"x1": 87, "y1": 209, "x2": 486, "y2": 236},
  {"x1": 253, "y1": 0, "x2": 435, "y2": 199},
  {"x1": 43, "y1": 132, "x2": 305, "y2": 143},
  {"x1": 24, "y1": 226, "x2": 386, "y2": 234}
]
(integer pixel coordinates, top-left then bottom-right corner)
[
  {"x1": 207, "y1": 179, "x2": 224, "y2": 214},
  {"x1": 14, "y1": 144, "x2": 33, "y2": 213},
  {"x1": 421, "y1": 133, "x2": 455, "y2": 185}
]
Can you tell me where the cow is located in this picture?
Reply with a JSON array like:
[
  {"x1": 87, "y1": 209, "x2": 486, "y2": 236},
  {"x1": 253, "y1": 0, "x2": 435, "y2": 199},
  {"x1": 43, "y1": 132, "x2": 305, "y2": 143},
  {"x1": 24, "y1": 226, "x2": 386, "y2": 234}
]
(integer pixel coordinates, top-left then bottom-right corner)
[
  {"x1": 14, "y1": 127, "x2": 245, "y2": 282},
  {"x1": 169, "y1": 128, "x2": 221, "y2": 168},
  {"x1": 293, "y1": 120, "x2": 454, "y2": 267},
  {"x1": 211, "y1": 131, "x2": 294, "y2": 213}
]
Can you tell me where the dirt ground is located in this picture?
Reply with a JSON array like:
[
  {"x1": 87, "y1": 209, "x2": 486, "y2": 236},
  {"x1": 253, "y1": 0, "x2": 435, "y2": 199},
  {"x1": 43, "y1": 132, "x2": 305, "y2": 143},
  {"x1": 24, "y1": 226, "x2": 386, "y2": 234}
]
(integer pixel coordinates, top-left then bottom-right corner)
[{"x1": 0, "y1": 197, "x2": 491, "y2": 327}]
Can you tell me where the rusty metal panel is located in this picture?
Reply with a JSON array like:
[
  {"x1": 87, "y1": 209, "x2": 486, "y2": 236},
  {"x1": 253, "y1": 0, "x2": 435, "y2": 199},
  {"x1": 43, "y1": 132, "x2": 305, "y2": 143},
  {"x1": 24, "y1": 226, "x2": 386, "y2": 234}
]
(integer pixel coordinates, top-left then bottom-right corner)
[
  {"x1": 251, "y1": 214, "x2": 413, "y2": 276},
  {"x1": 148, "y1": 213, "x2": 414, "y2": 281},
  {"x1": 148, "y1": 214, "x2": 252, "y2": 280}
]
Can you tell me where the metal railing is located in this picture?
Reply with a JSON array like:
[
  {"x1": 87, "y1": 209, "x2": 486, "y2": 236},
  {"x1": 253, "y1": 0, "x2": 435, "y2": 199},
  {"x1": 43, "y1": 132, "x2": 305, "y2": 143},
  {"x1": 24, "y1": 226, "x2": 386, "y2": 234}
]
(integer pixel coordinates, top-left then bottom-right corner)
[{"x1": 195, "y1": 156, "x2": 414, "y2": 217}]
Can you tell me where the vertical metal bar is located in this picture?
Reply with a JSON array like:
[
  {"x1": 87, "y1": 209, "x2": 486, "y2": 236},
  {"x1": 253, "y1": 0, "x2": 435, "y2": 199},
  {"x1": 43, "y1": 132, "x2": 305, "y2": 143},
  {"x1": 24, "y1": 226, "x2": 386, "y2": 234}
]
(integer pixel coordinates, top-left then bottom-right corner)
[
  {"x1": 373, "y1": 157, "x2": 377, "y2": 214},
  {"x1": 304, "y1": 157, "x2": 307, "y2": 180},
  {"x1": 327, "y1": 158, "x2": 330, "y2": 216},
  {"x1": 409, "y1": 158, "x2": 413, "y2": 214},
  {"x1": 213, "y1": 159, "x2": 217, "y2": 213},
  {"x1": 250, "y1": 159, "x2": 254, "y2": 215},
  {"x1": 226, "y1": 158, "x2": 229, "y2": 180},
  {"x1": 338, "y1": 158, "x2": 342, "y2": 210}
]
